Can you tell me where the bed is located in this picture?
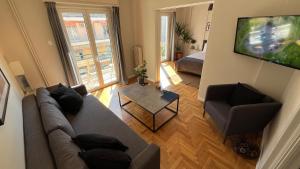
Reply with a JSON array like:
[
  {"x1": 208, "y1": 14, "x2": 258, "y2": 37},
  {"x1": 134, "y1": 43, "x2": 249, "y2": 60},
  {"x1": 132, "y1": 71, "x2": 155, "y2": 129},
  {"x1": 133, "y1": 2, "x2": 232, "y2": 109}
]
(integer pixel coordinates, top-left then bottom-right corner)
[{"x1": 175, "y1": 51, "x2": 205, "y2": 76}]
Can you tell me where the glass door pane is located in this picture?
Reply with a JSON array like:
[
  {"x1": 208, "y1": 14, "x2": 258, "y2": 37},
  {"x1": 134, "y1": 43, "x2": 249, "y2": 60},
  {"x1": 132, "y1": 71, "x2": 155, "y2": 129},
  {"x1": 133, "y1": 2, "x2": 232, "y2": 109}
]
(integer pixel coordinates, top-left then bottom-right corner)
[
  {"x1": 61, "y1": 12, "x2": 100, "y2": 90},
  {"x1": 161, "y1": 16, "x2": 169, "y2": 62},
  {"x1": 89, "y1": 13, "x2": 118, "y2": 85}
]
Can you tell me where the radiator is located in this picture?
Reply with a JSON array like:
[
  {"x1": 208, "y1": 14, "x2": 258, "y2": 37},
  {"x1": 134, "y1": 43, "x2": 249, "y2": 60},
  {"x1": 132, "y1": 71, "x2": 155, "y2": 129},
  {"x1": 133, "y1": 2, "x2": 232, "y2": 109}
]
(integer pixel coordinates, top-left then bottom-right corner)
[{"x1": 133, "y1": 46, "x2": 143, "y2": 66}]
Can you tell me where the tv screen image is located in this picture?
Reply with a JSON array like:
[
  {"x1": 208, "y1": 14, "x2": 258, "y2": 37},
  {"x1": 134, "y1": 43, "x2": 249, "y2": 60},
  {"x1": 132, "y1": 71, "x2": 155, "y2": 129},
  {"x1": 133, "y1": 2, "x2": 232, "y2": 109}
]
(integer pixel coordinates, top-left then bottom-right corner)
[{"x1": 234, "y1": 16, "x2": 300, "y2": 69}]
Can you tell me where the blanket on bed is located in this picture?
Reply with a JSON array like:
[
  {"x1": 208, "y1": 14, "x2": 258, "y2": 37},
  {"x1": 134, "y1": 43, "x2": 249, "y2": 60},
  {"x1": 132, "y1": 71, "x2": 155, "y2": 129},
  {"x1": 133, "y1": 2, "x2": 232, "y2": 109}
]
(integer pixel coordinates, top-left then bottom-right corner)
[{"x1": 175, "y1": 57, "x2": 203, "y2": 76}]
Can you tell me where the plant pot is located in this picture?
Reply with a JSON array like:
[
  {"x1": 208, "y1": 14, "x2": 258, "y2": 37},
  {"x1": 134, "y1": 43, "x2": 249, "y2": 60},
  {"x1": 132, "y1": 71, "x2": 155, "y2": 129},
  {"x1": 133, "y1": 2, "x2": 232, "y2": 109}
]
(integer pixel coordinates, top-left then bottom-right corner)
[
  {"x1": 137, "y1": 76, "x2": 145, "y2": 86},
  {"x1": 175, "y1": 51, "x2": 184, "y2": 60}
]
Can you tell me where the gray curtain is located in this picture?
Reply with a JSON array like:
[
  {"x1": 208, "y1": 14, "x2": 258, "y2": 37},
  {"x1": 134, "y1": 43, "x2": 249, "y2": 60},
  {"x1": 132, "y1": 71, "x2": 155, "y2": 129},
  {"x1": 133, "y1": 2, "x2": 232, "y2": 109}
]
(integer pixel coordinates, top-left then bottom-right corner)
[
  {"x1": 45, "y1": 2, "x2": 77, "y2": 86},
  {"x1": 112, "y1": 7, "x2": 128, "y2": 84},
  {"x1": 170, "y1": 12, "x2": 176, "y2": 61}
]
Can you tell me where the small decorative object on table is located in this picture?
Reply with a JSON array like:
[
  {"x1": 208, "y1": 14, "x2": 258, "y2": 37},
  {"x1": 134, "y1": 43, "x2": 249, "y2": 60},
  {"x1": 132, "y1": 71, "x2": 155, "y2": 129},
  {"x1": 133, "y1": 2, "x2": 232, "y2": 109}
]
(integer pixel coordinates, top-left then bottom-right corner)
[{"x1": 134, "y1": 60, "x2": 148, "y2": 86}]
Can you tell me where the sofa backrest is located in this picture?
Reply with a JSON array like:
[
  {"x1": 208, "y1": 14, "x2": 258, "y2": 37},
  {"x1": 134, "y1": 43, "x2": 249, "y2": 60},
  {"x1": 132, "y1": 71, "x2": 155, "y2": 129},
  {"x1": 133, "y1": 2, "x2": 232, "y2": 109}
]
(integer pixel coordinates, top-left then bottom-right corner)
[
  {"x1": 22, "y1": 95, "x2": 56, "y2": 169},
  {"x1": 37, "y1": 87, "x2": 76, "y2": 137},
  {"x1": 40, "y1": 102, "x2": 76, "y2": 137},
  {"x1": 48, "y1": 129, "x2": 88, "y2": 169}
]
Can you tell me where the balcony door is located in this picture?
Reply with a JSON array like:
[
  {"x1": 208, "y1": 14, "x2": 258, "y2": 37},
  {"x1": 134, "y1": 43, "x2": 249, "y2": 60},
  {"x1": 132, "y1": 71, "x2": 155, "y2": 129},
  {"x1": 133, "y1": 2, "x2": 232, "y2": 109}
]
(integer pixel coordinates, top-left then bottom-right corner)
[
  {"x1": 58, "y1": 7, "x2": 118, "y2": 91},
  {"x1": 160, "y1": 14, "x2": 172, "y2": 62}
]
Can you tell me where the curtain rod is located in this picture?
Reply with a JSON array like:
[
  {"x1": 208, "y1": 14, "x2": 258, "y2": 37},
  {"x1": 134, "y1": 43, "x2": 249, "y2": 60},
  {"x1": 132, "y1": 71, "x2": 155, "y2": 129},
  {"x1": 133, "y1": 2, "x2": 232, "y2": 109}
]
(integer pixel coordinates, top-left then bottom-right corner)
[{"x1": 44, "y1": 1, "x2": 119, "y2": 7}]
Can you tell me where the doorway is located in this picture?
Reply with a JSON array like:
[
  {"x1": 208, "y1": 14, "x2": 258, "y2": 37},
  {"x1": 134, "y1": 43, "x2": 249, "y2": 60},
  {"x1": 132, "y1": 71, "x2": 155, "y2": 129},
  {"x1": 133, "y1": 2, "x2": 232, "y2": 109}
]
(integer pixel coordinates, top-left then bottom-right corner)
[
  {"x1": 160, "y1": 14, "x2": 172, "y2": 62},
  {"x1": 58, "y1": 7, "x2": 118, "y2": 91},
  {"x1": 157, "y1": 3, "x2": 213, "y2": 89}
]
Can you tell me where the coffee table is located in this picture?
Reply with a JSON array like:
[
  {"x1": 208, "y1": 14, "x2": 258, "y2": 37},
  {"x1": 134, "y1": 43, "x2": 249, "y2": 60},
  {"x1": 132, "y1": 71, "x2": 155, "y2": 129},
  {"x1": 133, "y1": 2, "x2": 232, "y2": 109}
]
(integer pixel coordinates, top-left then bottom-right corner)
[{"x1": 118, "y1": 83, "x2": 179, "y2": 132}]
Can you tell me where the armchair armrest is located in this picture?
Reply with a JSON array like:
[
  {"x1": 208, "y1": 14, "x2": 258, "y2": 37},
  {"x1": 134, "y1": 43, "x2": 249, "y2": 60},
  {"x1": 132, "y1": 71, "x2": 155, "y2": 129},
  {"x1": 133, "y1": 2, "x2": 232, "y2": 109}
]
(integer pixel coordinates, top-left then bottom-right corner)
[
  {"x1": 130, "y1": 144, "x2": 160, "y2": 169},
  {"x1": 71, "y1": 84, "x2": 88, "y2": 96},
  {"x1": 224, "y1": 102, "x2": 282, "y2": 136},
  {"x1": 205, "y1": 84, "x2": 236, "y2": 103}
]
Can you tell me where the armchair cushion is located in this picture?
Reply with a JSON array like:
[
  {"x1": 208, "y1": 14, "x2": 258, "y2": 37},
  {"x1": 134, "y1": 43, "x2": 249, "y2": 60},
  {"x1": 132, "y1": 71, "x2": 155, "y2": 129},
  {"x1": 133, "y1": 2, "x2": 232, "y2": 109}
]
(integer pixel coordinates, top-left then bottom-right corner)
[
  {"x1": 228, "y1": 83, "x2": 265, "y2": 106},
  {"x1": 205, "y1": 101, "x2": 231, "y2": 130}
]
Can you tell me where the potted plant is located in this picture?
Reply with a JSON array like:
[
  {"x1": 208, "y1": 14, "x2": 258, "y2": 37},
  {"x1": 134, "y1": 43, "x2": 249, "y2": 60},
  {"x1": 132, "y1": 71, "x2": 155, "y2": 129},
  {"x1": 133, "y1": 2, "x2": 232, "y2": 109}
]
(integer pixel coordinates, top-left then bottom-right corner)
[
  {"x1": 175, "y1": 22, "x2": 196, "y2": 60},
  {"x1": 134, "y1": 60, "x2": 148, "y2": 86}
]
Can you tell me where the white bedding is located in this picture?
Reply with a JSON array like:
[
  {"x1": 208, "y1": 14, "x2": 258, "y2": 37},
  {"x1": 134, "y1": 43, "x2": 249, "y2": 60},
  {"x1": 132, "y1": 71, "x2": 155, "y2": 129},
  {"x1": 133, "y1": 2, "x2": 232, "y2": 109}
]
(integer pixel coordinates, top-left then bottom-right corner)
[{"x1": 186, "y1": 51, "x2": 206, "y2": 60}]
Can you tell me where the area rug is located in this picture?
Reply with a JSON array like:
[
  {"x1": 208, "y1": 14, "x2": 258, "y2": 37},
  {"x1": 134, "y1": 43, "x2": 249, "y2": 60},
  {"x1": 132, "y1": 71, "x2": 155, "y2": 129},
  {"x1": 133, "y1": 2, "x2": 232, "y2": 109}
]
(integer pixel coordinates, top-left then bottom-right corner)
[{"x1": 177, "y1": 72, "x2": 201, "y2": 88}]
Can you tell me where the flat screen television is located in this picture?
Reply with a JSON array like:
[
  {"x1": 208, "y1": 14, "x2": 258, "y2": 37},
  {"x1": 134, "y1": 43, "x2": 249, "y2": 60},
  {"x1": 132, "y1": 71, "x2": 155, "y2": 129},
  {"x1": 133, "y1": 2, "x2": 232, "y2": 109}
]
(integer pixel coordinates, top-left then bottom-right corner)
[{"x1": 234, "y1": 15, "x2": 300, "y2": 70}]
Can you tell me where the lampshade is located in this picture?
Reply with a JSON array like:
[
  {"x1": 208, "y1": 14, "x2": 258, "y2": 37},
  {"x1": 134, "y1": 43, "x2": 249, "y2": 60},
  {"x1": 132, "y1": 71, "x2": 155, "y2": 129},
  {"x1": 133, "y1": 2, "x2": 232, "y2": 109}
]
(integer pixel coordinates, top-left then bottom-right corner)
[{"x1": 9, "y1": 61, "x2": 25, "y2": 76}]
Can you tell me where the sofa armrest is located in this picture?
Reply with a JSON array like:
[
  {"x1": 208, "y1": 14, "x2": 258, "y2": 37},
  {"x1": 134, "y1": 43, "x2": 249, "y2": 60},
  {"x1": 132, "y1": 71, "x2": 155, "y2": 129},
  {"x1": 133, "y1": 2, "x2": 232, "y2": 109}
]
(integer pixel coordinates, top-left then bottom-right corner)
[
  {"x1": 225, "y1": 102, "x2": 282, "y2": 135},
  {"x1": 204, "y1": 84, "x2": 236, "y2": 103},
  {"x1": 71, "y1": 84, "x2": 88, "y2": 96},
  {"x1": 130, "y1": 144, "x2": 160, "y2": 169}
]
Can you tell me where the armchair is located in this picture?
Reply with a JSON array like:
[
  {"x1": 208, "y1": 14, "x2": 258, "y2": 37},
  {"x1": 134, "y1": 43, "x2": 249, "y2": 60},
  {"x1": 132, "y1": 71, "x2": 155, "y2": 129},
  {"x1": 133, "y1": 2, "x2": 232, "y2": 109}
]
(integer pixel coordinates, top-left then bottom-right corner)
[{"x1": 203, "y1": 83, "x2": 281, "y2": 143}]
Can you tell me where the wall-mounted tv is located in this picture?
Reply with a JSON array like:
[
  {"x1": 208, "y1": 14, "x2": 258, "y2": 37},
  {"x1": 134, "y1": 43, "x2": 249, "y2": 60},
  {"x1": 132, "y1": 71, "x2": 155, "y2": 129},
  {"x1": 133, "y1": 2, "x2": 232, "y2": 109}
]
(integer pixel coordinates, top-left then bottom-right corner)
[{"x1": 234, "y1": 15, "x2": 300, "y2": 70}]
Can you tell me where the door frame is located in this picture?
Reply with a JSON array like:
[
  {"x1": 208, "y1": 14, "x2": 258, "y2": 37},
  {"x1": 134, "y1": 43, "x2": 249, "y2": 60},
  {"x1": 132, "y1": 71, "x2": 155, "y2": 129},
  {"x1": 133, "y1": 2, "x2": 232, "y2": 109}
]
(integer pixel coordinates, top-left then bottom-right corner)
[
  {"x1": 155, "y1": 10, "x2": 175, "y2": 82},
  {"x1": 57, "y1": 5, "x2": 119, "y2": 91},
  {"x1": 159, "y1": 12, "x2": 173, "y2": 63}
]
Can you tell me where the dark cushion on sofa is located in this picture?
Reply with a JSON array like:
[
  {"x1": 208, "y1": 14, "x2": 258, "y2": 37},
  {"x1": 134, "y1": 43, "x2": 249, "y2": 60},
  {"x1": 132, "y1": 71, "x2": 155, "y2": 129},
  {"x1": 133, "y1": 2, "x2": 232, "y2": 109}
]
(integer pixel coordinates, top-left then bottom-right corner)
[
  {"x1": 36, "y1": 88, "x2": 61, "y2": 109},
  {"x1": 58, "y1": 93, "x2": 83, "y2": 114},
  {"x1": 50, "y1": 83, "x2": 69, "y2": 100},
  {"x1": 40, "y1": 103, "x2": 76, "y2": 137},
  {"x1": 205, "y1": 101, "x2": 231, "y2": 130},
  {"x1": 73, "y1": 134, "x2": 128, "y2": 151},
  {"x1": 228, "y1": 83, "x2": 265, "y2": 106},
  {"x1": 48, "y1": 129, "x2": 88, "y2": 169},
  {"x1": 79, "y1": 149, "x2": 131, "y2": 169},
  {"x1": 50, "y1": 84, "x2": 83, "y2": 114}
]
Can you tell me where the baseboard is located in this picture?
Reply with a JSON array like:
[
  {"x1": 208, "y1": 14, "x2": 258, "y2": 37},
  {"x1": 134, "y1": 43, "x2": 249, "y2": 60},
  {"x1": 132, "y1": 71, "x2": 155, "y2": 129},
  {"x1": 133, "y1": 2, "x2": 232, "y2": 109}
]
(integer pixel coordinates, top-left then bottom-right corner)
[
  {"x1": 198, "y1": 96, "x2": 204, "y2": 102},
  {"x1": 197, "y1": 91, "x2": 204, "y2": 102}
]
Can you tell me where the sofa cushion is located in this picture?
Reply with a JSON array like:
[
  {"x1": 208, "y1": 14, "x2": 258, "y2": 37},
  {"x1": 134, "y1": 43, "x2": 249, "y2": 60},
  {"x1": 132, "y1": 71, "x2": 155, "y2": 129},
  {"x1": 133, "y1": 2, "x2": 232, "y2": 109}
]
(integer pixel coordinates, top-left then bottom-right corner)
[
  {"x1": 58, "y1": 93, "x2": 83, "y2": 114},
  {"x1": 50, "y1": 83, "x2": 83, "y2": 114},
  {"x1": 40, "y1": 102, "x2": 75, "y2": 137},
  {"x1": 67, "y1": 95, "x2": 148, "y2": 158},
  {"x1": 48, "y1": 129, "x2": 88, "y2": 169},
  {"x1": 50, "y1": 83, "x2": 69, "y2": 100},
  {"x1": 205, "y1": 101, "x2": 231, "y2": 130},
  {"x1": 73, "y1": 134, "x2": 128, "y2": 151},
  {"x1": 36, "y1": 87, "x2": 61, "y2": 109},
  {"x1": 22, "y1": 95, "x2": 56, "y2": 169},
  {"x1": 229, "y1": 83, "x2": 265, "y2": 106},
  {"x1": 79, "y1": 149, "x2": 131, "y2": 169}
]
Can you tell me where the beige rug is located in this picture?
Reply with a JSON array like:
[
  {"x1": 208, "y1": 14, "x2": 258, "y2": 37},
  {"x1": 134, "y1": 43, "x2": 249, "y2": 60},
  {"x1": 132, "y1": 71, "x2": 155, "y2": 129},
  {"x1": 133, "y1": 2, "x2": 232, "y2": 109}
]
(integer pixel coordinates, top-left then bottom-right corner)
[{"x1": 177, "y1": 72, "x2": 201, "y2": 88}]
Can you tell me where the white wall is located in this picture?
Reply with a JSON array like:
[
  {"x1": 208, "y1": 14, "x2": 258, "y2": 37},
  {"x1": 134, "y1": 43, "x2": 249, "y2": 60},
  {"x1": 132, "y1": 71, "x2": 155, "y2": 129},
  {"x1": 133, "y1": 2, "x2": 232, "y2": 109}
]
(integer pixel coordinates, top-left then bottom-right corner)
[
  {"x1": 176, "y1": 4, "x2": 209, "y2": 55},
  {"x1": 0, "y1": 0, "x2": 47, "y2": 89},
  {"x1": 0, "y1": 51, "x2": 25, "y2": 169}
]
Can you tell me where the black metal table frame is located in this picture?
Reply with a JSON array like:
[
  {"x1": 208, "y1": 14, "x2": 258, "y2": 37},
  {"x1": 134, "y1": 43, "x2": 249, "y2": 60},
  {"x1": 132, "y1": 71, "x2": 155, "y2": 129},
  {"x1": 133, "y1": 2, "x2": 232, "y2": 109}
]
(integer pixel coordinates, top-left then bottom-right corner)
[{"x1": 118, "y1": 92, "x2": 179, "y2": 132}]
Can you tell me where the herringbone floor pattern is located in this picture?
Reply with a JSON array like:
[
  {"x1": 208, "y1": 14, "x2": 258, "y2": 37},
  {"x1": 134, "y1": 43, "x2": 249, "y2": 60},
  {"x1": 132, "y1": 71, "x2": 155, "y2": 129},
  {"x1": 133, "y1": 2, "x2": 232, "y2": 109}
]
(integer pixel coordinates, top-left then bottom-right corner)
[{"x1": 92, "y1": 63, "x2": 257, "y2": 169}]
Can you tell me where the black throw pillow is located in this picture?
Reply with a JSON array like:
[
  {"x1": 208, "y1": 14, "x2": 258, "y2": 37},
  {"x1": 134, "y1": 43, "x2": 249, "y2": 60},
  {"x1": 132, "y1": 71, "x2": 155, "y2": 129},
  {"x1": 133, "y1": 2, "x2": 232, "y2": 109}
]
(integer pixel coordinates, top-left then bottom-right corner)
[
  {"x1": 50, "y1": 83, "x2": 69, "y2": 100},
  {"x1": 50, "y1": 83, "x2": 83, "y2": 114},
  {"x1": 73, "y1": 134, "x2": 128, "y2": 151},
  {"x1": 79, "y1": 149, "x2": 131, "y2": 169},
  {"x1": 228, "y1": 83, "x2": 265, "y2": 106},
  {"x1": 58, "y1": 92, "x2": 83, "y2": 114}
]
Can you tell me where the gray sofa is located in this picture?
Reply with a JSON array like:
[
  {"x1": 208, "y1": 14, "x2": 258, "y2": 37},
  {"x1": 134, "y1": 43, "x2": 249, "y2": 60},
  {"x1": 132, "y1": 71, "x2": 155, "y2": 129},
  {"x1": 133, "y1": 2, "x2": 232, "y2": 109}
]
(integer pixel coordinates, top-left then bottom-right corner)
[{"x1": 22, "y1": 84, "x2": 160, "y2": 169}]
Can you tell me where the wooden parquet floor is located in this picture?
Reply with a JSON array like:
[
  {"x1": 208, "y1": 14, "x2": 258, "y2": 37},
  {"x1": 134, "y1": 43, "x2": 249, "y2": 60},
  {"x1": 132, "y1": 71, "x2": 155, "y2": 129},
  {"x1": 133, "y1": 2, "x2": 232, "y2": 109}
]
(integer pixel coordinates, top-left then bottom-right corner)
[{"x1": 92, "y1": 64, "x2": 257, "y2": 169}]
